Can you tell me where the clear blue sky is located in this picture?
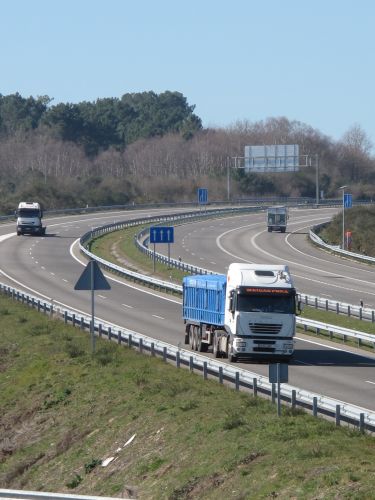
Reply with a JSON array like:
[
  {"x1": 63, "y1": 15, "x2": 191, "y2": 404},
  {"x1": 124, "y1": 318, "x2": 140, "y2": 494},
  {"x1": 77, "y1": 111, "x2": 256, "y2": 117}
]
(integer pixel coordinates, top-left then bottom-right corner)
[{"x1": 2, "y1": 0, "x2": 375, "y2": 147}]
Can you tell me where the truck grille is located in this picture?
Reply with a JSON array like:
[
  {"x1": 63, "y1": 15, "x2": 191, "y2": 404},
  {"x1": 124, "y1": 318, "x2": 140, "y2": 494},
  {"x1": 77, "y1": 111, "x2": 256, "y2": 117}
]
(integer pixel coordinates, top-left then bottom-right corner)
[{"x1": 249, "y1": 323, "x2": 282, "y2": 334}]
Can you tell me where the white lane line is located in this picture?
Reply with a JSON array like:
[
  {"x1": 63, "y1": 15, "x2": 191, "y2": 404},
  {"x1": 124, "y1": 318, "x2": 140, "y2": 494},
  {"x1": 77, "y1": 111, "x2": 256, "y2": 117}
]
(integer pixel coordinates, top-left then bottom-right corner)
[
  {"x1": 98, "y1": 295, "x2": 107, "y2": 299},
  {"x1": 122, "y1": 304, "x2": 134, "y2": 309},
  {"x1": 41, "y1": 266, "x2": 45, "y2": 270},
  {"x1": 152, "y1": 314, "x2": 165, "y2": 320},
  {"x1": 50, "y1": 272, "x2": 55, "y2": 276},
  {"x1": 62, "y1": 279, "x2": 68, "y2": 283},
  {"x1": 366, "y1": 381, "x2": 375, "y2": 385},
  {"x1": 210, "y1": 261, "x2": 216, "y2": 265}
]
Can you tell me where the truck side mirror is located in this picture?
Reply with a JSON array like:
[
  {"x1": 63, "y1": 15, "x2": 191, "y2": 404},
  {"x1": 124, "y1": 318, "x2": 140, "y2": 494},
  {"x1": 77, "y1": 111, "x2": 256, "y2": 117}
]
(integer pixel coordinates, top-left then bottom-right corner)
[{"x1": 228, "y1": 291, "x2": 235, "y2": 313}]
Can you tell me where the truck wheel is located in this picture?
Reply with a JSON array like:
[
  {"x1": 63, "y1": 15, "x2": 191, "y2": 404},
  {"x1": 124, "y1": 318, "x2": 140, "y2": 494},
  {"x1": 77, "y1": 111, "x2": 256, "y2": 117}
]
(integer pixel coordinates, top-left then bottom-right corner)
[
  {"x1": 189, "y1": 328, "x2": 194, "y2": 349},
  {"x1": 213, "y1": 333, "x2": 220, "y2": 358},
  {"x1": 227, "y1": 339, "x2": 237, "y2": 362},
  {"x1": 281, "y1": 228, "x2": 286, "y2": 233},
  {"x1": 184, "y1": 326, "x2": 189, "y2": 345}
]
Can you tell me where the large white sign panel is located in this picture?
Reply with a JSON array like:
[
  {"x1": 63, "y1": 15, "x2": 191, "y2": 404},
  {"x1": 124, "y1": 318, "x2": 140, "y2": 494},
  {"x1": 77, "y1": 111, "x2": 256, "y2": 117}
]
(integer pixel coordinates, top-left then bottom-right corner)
[{"x1": 244, "y1": 144, "x2": 300, "y2": 172}]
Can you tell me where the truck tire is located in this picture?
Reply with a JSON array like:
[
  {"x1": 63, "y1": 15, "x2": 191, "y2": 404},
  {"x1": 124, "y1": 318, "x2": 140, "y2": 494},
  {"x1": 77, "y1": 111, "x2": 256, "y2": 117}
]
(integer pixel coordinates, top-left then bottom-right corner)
[
  {"x1": 227, "y1": 339, "x2": 237, "y2": 362},
  {"x1": 184, "y1": 326, "x2": 190, "y2": 345},
  {"x1": 213, "y1": 332, "x2": 220, "y2": 358},
  {"x1": 268, "y1": 227, "x2": 272, "y2": 232},
  {"x1": 281, "y1": 228, "x2": 286, "y2": 233},
  {"x1": 189, "y1": 328, "x2": 194, "y2": 349}
]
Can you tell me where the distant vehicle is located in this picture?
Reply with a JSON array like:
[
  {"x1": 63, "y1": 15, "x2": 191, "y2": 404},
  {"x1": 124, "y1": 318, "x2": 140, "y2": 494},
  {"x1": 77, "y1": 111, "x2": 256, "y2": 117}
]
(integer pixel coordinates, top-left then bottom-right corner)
[
  {"x1": 267, "y1": 206, "x2": 288, "y2": 233},
  {"x1": 16, "y1": 202, "x2": 46, "y2": 236},
  {"x1": 182, "y1": 263, "x2": 299, "y2": 362}
]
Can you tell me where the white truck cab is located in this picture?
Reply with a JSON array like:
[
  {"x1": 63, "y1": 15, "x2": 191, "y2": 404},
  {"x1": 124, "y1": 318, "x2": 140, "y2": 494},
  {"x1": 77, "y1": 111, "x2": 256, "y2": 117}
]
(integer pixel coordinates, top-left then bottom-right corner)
[{"x1": 16, "y1": 202, "x2": 46, "y2": 236}]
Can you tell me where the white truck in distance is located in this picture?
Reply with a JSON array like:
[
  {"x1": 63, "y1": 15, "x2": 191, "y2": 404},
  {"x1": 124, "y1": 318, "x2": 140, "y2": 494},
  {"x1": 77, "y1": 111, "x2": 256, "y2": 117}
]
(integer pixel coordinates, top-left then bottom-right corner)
[
  {"x1": 267, "y1": 205, "x2": 288, "y2": 233},
  {"x1": 16, "y1": 202, "x2": 46, "y2": 236},
  {"x1": 183, "y1": 263, "x2": 299, "y2": 362}
]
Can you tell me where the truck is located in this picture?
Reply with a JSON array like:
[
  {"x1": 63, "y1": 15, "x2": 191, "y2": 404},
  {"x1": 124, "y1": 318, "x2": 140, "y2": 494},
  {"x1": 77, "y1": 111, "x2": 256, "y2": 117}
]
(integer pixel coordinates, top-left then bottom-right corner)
[
  {"x1": 16, "y1": 202, "x2": 46, "y2": 236},
  {"x1": 183, "y1": 263, "x2": 299, "y2": 362},
  {"x1": 267, "y1": 206, "x2": 288, "y2": 233}
]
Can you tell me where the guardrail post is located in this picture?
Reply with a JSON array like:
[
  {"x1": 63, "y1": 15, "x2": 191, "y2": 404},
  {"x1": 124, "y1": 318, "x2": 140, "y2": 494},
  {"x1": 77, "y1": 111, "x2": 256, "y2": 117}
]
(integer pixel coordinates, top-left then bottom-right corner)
[
  {"x1": 139, "y1": 338, "x2": 143, "y2": 353},
  {"x1": 37, "y1": 300, "x2": 41, "y2": 312},
  {"x1": 163, "y1": 346, "x2": 167, "y2": 362},
  {"x1": 189, "y1": 356, "x2": 194, "y2": 371},
  {"x1": 292, "y1": 390, "x2": 296, "y2": 409},
  {"x1": 80, "y1": 317, "x2": 84, "y2": 329},
  {"x1": 314, "y1": 298, "x2": 318, "y2": 309},
  {"x1": 359, "y1": 413, "x2": 365, "y2": 433},
  {"x1": 203, "y1": 361, "x2": 208, "y2": 380},
  {"x1": 253, "y1": 378, "x2": 258, "y2": 397},
  {"x1": 128, "y1": 333, "x2": 132, "y2": 347},
  {"x1": 372, "y1": 311, "x2": 374, "y2": 323},
  {"x1": 359, "y1": 308, "x2": 363, "y2": 320},
  {"x1": 336, "y1": 302, "x2": 339, "y2": 314},
  {"x1": 325, "y1": 300, "x2": 328, "y2": 311},
  {"x1": 99, "y1": 324, "x2": 102, "y2": 338},
  {"x1": 108, "y1": 327, "x2": 112, "y2": 339},
  {"x1": 118, "y1": 330, "x2": 122, "y2": 345},
  {"x1": 176, "y1": 351, "x2": 180, "y2": 368},
  {"x1": 335, "y1": 404, "x2": 341, "y2": 426},
  {"x1": 313, "y1": 397, "x2": 318, "y2": 417},
  {"x1": 72, "y1": 313, "x2": 75, "y2": 326},
  {"x1": 219, "y1": 366, "x2": 223, "y2": 384},
  {"x1": 235, "y1": 372, "x2": 240, "y2": 390},
  {"x1": 151, "y1": 342, "x2": 155, "y2": 356},
  {"x1": 347, "y1": 305, "x2": 350, "y2": 317},
  {"x1": 64, "y1": 311, "x2": 67, "y2": 324}
]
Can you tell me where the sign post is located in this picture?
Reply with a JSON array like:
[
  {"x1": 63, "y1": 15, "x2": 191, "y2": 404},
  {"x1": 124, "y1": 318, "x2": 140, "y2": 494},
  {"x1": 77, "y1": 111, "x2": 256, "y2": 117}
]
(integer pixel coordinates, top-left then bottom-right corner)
[
  {"x1": 74, "y1": 260, "x2": 111, "y2": 353},
  {"x1": 149, "y1": 226, "x2": 175, "y2": 272},
  {"x1": 269, "y1": 363, "x2": 289, "y2": 416}
]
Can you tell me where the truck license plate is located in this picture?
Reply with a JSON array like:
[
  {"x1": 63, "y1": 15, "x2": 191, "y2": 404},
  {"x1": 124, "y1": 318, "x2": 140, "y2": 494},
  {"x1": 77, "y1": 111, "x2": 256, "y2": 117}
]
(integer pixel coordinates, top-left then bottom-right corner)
[{"x1": 257, "y1": 343, "x2": 271, "y2": 348}]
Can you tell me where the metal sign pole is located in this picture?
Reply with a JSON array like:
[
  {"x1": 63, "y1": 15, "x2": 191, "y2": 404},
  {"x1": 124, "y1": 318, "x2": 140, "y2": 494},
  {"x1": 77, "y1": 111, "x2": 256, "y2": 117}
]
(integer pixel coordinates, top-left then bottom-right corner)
[
  {"x1": 153, "y1": 243, "x2": 156, "y2": 272},
  {"x1": 90, "y1": 261, "x2": 95, "y2": 354}
]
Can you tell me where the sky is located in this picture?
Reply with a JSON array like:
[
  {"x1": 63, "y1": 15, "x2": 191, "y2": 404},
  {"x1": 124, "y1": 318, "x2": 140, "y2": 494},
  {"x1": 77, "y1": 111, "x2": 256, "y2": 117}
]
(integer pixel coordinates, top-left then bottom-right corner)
[{"x1": 1, "y1": 0, "x2": 375, "y2": 148}]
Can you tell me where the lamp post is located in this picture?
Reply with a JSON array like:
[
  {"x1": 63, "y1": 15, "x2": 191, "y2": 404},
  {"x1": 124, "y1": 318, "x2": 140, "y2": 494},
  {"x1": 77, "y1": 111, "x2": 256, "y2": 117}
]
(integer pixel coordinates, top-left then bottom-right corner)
[{"x1": 339, "y1": 185, "x2": 347, "y2": 249}]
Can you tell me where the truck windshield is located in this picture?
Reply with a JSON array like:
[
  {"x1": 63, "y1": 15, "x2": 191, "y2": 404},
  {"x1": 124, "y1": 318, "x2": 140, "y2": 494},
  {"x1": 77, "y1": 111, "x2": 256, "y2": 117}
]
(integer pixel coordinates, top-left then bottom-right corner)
[
  {"x1": 18, "y1": 209, "x2": 40, "y2": 217},
  {"x1": 237, "y1": 294, "x2": 294, "y2": 314}
]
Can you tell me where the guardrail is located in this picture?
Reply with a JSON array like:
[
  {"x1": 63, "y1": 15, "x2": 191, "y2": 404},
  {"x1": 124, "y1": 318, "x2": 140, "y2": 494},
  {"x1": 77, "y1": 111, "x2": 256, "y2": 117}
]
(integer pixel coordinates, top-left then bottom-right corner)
[{"x1": 1, "y1": 282, "x2": 374, "y2": 434}]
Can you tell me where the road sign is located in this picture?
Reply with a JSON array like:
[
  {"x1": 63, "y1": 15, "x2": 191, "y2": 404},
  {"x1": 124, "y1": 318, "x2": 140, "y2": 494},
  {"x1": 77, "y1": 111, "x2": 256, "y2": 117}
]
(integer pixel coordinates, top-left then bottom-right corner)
[
  {"x1": 269, "y1": 363, "x2": 289, "y2": 383},
  {"x1": 198, "y1": 188, "x2": 208, "y2": 205},
  {"x1": 149, "y1": 226, "x2": 174, "y2": 244},
  {"x1": 74, "y1": 260, "x2": 111, "y2": 290},
  {"x1": 344, "y1": 193, "x2": 352, "y2": 208}
]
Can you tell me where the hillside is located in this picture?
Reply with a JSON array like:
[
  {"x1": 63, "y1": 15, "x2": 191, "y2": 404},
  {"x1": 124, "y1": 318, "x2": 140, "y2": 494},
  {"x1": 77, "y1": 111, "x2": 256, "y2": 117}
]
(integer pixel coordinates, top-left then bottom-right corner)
[{"x1": 1, "y1": 293, "x2": 375, "y2": 499}]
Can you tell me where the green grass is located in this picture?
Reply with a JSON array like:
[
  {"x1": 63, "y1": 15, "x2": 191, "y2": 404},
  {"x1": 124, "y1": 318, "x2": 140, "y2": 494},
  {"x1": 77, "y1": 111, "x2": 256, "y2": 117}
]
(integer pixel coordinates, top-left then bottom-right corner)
[{"x1": 1, "y1": 293, "x2": 375, "y2": 499}]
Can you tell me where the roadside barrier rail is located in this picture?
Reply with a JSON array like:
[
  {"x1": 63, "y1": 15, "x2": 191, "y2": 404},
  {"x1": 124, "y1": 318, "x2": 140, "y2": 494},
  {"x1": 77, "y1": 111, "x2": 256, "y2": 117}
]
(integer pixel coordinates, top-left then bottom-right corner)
[{"x1": 1, "y1": 281, "x2": 374, "y2": 434}]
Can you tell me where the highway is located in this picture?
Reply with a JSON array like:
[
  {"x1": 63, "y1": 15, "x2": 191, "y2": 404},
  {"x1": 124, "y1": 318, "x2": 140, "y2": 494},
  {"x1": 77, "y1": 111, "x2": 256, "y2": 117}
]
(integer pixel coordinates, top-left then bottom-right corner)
[{"x1": 1, "y1": 206, "x2": 375, "y2": 413}]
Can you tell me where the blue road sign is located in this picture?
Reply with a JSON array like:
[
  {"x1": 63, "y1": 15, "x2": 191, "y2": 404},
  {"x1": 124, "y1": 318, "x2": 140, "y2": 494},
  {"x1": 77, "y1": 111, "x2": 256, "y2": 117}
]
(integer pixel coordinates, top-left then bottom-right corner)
[
  {"x1": 344, "y1": 193, "x2": 352, "y2": 208},
  {"x1": 198, "y1": 188, "x2": 208, "y2": 205},
  {"x1": 149, "y1": 226, "x2": 174, "y2": 244}
]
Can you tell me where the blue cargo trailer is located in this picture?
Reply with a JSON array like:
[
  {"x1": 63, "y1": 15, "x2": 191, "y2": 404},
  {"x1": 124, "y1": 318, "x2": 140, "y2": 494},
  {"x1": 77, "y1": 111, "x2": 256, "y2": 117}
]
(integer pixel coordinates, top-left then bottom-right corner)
[{"x1": 183, "y1": 274, "x2": 226, "y2": 326}]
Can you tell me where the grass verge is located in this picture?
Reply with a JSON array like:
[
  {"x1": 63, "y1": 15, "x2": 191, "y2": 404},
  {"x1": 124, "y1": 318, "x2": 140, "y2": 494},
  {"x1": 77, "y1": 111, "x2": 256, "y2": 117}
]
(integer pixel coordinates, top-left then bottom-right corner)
[{"x1": 1, "y1": 293, "x2": 375, "y2": 499}]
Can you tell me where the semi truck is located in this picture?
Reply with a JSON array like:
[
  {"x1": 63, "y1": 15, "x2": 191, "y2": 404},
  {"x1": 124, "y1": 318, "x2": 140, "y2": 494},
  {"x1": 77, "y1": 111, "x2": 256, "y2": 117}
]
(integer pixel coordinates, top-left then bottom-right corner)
[
  {"x1": 183, "y1": 263, "x2": 299, "y2": 362},
  {"x1": 16, "y1": 202, "x2": 46, "y2": 236},
  {"x1": 267, "y1": 206, "x2": 288, "y2": 232}
]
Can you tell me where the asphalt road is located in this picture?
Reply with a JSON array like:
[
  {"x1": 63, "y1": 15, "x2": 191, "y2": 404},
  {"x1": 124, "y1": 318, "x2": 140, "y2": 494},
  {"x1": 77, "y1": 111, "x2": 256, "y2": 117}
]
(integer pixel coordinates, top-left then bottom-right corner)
[{"x1": 1, "y1": 206, "x2": 375, "y2": 412}]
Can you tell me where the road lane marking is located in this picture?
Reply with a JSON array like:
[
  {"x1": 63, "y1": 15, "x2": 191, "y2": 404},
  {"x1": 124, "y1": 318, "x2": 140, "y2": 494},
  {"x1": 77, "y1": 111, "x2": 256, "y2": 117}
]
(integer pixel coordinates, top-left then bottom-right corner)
[
  {"x1": 152, "y1": 314, "x2": 165, "y2": 320},
  {"x1": 122, "y1": 304, "x2": 133, "y2": 309}
]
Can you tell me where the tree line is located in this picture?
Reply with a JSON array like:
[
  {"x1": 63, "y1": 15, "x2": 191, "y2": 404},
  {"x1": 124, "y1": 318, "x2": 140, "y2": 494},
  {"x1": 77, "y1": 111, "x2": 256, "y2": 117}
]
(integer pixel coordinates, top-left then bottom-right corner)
[{"x1": 0, "y1": 92, "x2": 374, "y2": 213}]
